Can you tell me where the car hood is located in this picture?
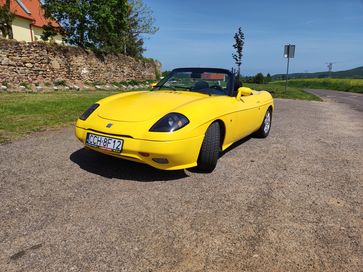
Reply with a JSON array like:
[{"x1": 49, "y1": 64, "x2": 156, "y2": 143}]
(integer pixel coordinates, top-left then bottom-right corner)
[{"x1": 97, "y1": 91, "x2": 208, "y2": 122}]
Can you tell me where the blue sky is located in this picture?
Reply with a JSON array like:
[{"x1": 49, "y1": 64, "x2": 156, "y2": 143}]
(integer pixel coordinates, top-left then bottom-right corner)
[{"x1": 142, "y1": 0, "x2": 363, "y2": 75}]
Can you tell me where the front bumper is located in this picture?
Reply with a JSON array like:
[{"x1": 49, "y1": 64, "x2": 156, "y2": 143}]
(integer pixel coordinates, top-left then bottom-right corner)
[{"x1": 75, "y1": 126, "x2": 204, "y2": 170}]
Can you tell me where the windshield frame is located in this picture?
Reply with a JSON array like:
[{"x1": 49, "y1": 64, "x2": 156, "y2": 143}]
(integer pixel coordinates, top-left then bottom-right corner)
[{"x1": 154, "y1": 67, "x2": 235, "y2": 97}]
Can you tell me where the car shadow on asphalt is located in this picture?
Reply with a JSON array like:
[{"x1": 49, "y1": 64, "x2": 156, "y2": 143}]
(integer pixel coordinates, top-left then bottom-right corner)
[
  {"x1": 220, "y1": 136, "x2": 252, "y2": 158},
  {"x1": 69, "y1": 148, "x2": 188, "y2": 182}
]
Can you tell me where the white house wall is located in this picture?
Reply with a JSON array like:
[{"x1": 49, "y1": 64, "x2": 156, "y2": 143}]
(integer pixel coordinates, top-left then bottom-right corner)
[{"x1": 12, "y1": 17, "x2": 32, "y2": 42}]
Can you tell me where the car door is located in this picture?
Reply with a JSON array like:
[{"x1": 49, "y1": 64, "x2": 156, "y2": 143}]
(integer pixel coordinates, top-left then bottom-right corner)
[{"x1": 233, "y1": 93, "x2": 262, "y2": 140}]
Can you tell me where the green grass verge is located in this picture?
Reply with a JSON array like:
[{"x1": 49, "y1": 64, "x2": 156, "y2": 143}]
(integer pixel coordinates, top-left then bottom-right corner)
[
  {"x1": 0, "y1": 91, "x2": 118, "y2": 143},
  {"x1": 245, "y1": 83, "x2": 321, "y2": 101},
  {"x1": 270, "y1": 78, "x2": 363, "y2": 93}
]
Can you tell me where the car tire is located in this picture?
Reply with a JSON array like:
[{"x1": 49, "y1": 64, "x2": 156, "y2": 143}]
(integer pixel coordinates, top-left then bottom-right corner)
[
  {"x1": 196, "y1": 122, "x2": 220, "y2": 173},
  {"x1": 255, "y1": 108, "x2": 272, "y2": 138}
]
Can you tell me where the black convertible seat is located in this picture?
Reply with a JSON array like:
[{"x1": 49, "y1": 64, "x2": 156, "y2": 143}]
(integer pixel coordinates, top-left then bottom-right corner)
[{"x1": 193, "y1": 80, "x2": 209, "y2": 90}]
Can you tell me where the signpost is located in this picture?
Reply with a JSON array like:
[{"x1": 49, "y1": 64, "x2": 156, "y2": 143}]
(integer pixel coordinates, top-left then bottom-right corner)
[{"x1": 284, "y1": 44, "x2": 295, "y2": 92}]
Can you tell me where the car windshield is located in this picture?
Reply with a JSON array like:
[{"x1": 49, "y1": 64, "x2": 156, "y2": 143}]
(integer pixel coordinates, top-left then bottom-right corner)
[{"x1": 155, "y1": 68, "x2": 232, "y2": 96}]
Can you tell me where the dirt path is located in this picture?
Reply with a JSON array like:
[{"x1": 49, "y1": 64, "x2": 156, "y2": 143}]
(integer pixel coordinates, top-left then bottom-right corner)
[{"x1": 0, "y1": 99, "x2": 362, "y2": 271}]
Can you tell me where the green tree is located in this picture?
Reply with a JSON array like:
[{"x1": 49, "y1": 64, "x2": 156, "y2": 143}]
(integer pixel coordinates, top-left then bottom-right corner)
[
  {"x1": 41, "y1": 23, "x2": 60, "y2": 42},
  {"x1": 232, "y1": 27, "x2": 245, "y2": 80},
  {"x1": 253, "y1": 73, "x2": 264, "y2": 84},
  {"x1": 162, "y1": 70, "x2": 171, "y2": 78},
  {"x1": 128, "y1": 0, "x2": 158, "y2": 36},
  {"x1": 245, "y1": 76, "x2": 254, "y2": 83},
  {"x1": 124, "y1": 0, "x2": 158, "y2": 57},
  {"x1": 266, "y1": 73, "x2": 272, "y2": 83},
  {"x1": 42, "y1": 0, "x2": 96, "y2": 47},
  {"x1": 42, "y1": 0, "x2": 130, "y2": 52},
  {"x1": 88, "y1": 0, "x2": 130, "y2": 54},
  {"x1": 0, "y1": 0, "x2": 14, "y2": 39},
  {"x1": 124, "y1": 33, "x2": 145, "y2": 58},
  {"x1": 42, "y1": 0, "x2": 158, "y2": 57}
]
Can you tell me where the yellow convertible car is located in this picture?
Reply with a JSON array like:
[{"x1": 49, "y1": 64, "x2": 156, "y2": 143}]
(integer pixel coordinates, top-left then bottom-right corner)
[{"x1": 75, "y1": 68, "x2": 274, "y2": 172}]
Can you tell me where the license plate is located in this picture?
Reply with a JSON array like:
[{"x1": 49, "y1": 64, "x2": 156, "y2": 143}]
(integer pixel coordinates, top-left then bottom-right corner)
[{"x1": 86, "y1": 133, "x2": 123, "y2": 153}]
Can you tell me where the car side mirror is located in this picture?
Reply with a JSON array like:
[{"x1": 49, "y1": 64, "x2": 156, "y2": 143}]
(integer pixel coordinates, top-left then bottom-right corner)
[
  {"x1": 236, "y1": 87, "x2": 253, "y2": 100},
  {"x1": 150, "y1": 82, "x2": 158, "y2": 88}
]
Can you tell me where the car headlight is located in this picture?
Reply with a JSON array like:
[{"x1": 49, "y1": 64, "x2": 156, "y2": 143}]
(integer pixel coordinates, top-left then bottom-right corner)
[
  {"x1": 150, "y1": 113, "x2": 189, "y2": 132},
  {"x1": 79, "y1": 103, "x2": 99, "y2": 121}
]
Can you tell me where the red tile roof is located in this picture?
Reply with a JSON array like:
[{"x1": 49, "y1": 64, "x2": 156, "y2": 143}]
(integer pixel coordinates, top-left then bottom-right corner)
[
  {"x1": 0, "y1": 0, "x2": 32, "y2": 21},
  {"x1": 0, "y1": 0, "x2": 59, "y2": 28}
]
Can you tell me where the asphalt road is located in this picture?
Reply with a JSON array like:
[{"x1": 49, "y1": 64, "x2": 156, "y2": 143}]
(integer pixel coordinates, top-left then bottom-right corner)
[
  {"x1": 1, "y1": 99, "x2": 362, "y2": 271},
  {"x1": 305, "y1": 89, "x2": 363, "y2": 111}
]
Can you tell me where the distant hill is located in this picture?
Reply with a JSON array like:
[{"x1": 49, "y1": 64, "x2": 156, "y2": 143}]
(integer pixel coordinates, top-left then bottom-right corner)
[{"x1": 273, "y1": 66, "x2": 363, "y2": 80}]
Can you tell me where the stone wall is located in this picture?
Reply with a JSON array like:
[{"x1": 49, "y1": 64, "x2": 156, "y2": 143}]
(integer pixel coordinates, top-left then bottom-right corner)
[{"x1": 0, "y1": 38, "x2": 161, "y2": 86}]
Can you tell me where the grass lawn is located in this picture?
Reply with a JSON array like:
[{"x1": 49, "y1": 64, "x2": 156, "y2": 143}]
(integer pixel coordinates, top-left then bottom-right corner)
[
  {"x1": 245, "y1": 83, "x2": 321, "y2": 101},
  {"x1": 0, "y1": 91, "x2": 118, "y2": 143},
  {"x1": 270, "y1": 78, "x2": 363, "y2": 93},
  {"x1": 0, "y1": 86, "x2": 320, "y2": 144}
]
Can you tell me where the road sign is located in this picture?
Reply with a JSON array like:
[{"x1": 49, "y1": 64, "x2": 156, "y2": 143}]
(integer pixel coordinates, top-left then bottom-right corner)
[
  {"x1": 284, "y1": 44, "x2": 295, "y2": 58},
  {"x1": 283, "y1": 44, "x2": 296, "y2": 92}
]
